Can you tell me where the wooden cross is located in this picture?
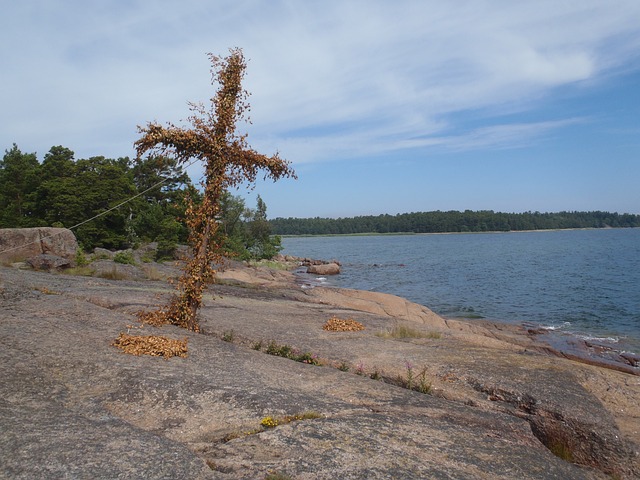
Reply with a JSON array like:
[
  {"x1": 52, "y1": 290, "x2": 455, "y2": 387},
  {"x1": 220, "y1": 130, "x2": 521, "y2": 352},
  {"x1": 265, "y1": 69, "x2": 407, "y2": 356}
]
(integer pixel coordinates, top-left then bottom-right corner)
[{"x1": 135, "y1": 48, "x2": 295, "y2": 331}]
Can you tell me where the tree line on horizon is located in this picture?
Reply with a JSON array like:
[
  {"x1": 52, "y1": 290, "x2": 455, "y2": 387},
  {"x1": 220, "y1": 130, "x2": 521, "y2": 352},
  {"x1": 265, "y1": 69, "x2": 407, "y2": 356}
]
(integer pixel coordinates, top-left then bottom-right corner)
[
  {"x1": 0, "y1": 143, "x2": 282, "y2": 259},
  {"x1": 269, "y1": 210, "x2": 640, "y2": 235}
]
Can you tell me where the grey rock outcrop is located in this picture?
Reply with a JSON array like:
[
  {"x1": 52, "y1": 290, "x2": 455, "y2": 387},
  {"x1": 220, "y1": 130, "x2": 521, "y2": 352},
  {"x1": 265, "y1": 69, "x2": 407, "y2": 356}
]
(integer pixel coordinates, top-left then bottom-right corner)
[
  {"x1": 0, "y1": 227, "x2": 78, "y2": 263},
  {"x1": 26, "y1": 254, "x2": 72, "y2": 271}
]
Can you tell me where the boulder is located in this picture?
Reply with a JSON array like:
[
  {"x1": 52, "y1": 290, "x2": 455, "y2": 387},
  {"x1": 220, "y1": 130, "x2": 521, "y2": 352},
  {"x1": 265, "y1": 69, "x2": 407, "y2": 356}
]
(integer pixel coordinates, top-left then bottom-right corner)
[
  {"x1": 307, "y1": 262, "x2": 341, "y2": 275},
  {"x1": 0, "y1": 228, "x2": 78, "y2": 263},
  {"x1": 26, "y1": 254, "x2": 72, "y2": 271},
  {"x1": 93, "y1": 247, "x2": 115, "y2": 260}
]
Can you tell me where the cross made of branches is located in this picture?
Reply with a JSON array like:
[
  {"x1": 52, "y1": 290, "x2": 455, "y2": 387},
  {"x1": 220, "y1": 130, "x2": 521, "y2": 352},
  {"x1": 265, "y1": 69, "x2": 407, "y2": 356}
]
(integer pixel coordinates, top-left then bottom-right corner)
[{"x1": 135, "y1": 48, "x2": 295, "y2": 332}]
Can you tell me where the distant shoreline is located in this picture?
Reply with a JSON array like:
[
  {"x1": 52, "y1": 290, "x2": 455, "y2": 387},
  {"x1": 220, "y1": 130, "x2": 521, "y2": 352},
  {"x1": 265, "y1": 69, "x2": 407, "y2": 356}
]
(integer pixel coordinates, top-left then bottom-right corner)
[{"x1": 279, "y1": 226, "x2": 639, "y2": 238}]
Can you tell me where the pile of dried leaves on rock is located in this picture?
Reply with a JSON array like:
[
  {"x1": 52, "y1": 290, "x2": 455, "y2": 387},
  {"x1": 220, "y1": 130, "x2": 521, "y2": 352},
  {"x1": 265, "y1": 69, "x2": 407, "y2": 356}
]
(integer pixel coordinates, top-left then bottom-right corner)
[
  {"x1": 112, "y1": 333, "x2": 188, "y2": 359},
  {"x1": 322, "y1": 316, "x2": 365, "y2": 332}
]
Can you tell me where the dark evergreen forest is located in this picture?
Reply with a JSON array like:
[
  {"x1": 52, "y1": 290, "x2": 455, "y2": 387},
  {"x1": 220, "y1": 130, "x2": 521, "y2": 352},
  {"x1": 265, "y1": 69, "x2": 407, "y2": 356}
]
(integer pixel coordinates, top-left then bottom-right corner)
[{"x1": 269, "y1": 210, "x2": 640, "y2": 235}]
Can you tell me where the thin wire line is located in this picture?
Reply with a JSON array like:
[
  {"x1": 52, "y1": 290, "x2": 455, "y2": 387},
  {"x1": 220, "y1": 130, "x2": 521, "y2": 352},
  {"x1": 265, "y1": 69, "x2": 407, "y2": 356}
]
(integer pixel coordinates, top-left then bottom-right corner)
[{"x1": 0, "y1": 159, "x2": 200, "y2": 256}]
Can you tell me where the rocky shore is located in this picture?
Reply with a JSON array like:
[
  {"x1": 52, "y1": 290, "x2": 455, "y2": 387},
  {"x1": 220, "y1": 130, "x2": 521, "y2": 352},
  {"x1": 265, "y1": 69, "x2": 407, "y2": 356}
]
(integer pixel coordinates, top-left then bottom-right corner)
[{"x1": 1, "y1": 253, "x2": 639, "y2": 479}]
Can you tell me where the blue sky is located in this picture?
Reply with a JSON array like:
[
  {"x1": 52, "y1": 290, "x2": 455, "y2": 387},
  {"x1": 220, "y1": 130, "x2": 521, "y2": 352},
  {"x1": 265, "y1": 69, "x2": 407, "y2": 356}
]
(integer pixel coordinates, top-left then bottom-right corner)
[{"x1": 2, "y1": 1, "x2": 639, "y2": 218}]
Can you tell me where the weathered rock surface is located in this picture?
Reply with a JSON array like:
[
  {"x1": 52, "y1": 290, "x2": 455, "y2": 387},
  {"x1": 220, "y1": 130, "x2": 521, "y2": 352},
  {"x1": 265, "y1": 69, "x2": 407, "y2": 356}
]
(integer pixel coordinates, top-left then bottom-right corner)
[
  {"x1": 25, "y1": 253, "x2": 72, "y2": 271},
  {"x1": 0, "y1": 227, "x2": 78, "y2": 263},
  {"x1": 0, "y1": 263, "x2": 638, "y2": 479}
]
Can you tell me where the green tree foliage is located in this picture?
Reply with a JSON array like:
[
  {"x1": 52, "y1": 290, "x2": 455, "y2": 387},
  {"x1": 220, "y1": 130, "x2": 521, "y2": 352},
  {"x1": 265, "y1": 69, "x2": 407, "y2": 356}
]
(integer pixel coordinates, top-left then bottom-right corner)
[
  {"x1": 218, "y1": 193, "x2": 283, "y2": 260},
  {"x1": 0, "y1": 144, "x2": 41, "y2": 227},
  {"x1": 0, "y1": 144, "x2": 282, "y2": 257},
  {"x1": 270, "y1": 210, "x2": 640, "y2": 236},
  {"x1": 31, "y1": 150, "x2": 139, "y2": 249}
]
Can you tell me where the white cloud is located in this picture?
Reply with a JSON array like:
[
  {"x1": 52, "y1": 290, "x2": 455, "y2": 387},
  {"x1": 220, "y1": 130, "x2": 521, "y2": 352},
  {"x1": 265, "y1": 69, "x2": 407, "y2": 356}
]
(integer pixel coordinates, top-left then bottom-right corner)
[{"x1": 1, "y1": 0, "x2": 639, "y2": 162}]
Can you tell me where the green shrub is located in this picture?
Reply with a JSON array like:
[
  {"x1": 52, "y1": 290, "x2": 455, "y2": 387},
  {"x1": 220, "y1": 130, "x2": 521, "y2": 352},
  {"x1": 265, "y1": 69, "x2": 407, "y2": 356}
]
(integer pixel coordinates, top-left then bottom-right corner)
[
  {"x1": 113, "y1": 251, "x2": 136, "y2": 265},
  {"x1": 155, "y1": 237, "x2": 177, "y2": 261},
  {"x1": 75, "y1": 248, "x2": 89, "y2": 267}
]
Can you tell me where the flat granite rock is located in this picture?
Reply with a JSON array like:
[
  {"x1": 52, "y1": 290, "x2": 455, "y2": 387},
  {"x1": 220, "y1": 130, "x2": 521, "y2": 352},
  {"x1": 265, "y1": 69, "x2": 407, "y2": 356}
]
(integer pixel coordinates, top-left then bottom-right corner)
[{"x1": 0, "y1": 265, "x2": 637, "y2": 479}]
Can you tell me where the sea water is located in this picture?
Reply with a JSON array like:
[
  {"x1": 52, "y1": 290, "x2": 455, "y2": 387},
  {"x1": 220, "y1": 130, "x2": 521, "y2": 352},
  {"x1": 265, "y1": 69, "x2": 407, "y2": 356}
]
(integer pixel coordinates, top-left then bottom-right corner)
[{"x1": 281, "y1": 229, "x2": 640, "y2": 354}]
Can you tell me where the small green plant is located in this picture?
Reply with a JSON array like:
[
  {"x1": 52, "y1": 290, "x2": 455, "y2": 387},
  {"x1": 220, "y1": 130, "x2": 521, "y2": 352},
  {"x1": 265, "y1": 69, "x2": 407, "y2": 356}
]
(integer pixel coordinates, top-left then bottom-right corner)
[
  {"x1": 405, "y1": 361, "x2": 414, "y2": 390},
  {"x1": 263, "y1": 341, "x2": 320, "y2": 365},
  {"x1": 75, "y1": 248, "x2": 89, "y2": 267},
  {"x1": 265, "y1": 340, "x2": 280, "y2": 356},
  {"x1": 398, "y1": 362, "x2": 432, "y2": 394},
  {"x1": 338, "y1": 361, "x2": 350, "y2": 372},
  {"x1": 417, "y1": 367, "x2": 432, "y2": 394},
  {"x1": 251, "y1": 340, "x2": 263, "y2": 351},
  {"x1": 370, "y1": 367, "x2": 381, "y2": 381},
  {"x1": 222, "y1": 330, "x2": 235, "y2": 342},
  {"x1": 113, "y1": 250, "x2": 136, "y2": 265},
  {"x1": 277, "y1": 344, "x2": 293, "y2": 358},
  {"x1": 155, "y1": 238, "x2": 177, "y2": 262},
  {"x1": 294, "y1": 351, "x2": 320, "y2": 365},
  {"x1": 140, "y1": 250, "x2": 156, "y2": 263}
]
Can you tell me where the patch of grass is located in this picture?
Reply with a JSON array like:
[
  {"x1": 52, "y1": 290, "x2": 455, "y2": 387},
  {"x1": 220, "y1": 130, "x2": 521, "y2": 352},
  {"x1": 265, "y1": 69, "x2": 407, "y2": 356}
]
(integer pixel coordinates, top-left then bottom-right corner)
[
  {"x1": 249, "y1": 259, "x2": 291, "y2": 270},
  {"x1": 251, "y1": 340, "x2": 263, "y2": 351},
  {"x1": 62, "y1": 266, "x2": 95, "y2": 276},
  {"x1": 264, "y1": 472, "x2": 294, "y2": 480},
  {"x1": 0, "y1": 254, "x2": 26, "y2": 266},
  {"x1": 143, "y1": 265, "x2": 165, "y2": 281},
  {"x1": 376, "y1": 324, "x2": 442, "y2": 339},
  {"x1": 222, "y1": 330, "x2": 235, "y2": 342},
  {"x1": 140, "y1": 250, "x2": 156, "y2": 263},
  {"x1": 97, "y1": 266, "x2": 130, "y2": 280}
]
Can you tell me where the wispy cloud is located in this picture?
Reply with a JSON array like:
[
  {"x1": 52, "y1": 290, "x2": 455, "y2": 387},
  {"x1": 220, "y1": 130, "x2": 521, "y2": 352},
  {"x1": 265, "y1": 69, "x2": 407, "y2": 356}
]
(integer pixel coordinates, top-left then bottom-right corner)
[{"x1": 1, "y1": 0, "x2": 639, "y2": 163}]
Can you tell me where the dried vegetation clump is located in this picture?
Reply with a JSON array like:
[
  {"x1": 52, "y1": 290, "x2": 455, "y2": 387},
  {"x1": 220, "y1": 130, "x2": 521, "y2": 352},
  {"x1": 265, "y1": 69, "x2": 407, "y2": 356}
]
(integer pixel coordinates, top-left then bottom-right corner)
[
  {"x1": 112, "y1": 333, "x2": 188, "y2": 359},
  {"x1": 323, "y1": 316, "x2": 365, "y2": 332},
  {"x1": 135, "y1": 308, "x2": 170, "y2": 327}
]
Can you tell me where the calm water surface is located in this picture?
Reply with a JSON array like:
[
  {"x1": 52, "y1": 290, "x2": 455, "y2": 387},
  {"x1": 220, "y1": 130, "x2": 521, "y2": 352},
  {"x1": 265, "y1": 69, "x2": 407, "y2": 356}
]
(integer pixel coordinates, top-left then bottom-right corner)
[{"x1": 281, "y1": 229, "x2": 640, "y2": 353}]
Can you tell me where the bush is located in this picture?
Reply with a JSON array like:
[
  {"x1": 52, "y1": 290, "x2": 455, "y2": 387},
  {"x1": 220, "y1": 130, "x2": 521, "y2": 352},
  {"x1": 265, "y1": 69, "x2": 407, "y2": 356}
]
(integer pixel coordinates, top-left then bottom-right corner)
[
  {"x1": 75, "y1": 248, "x2": 89, "y2": 267},
  {"x1": 113, "y1": 250, "x2": 136, "y2": 265}
]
